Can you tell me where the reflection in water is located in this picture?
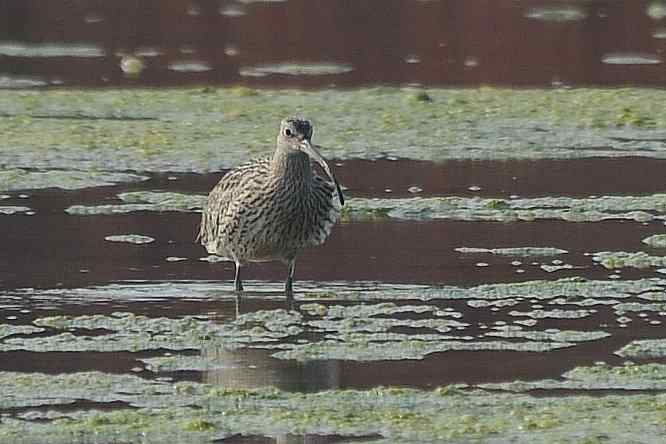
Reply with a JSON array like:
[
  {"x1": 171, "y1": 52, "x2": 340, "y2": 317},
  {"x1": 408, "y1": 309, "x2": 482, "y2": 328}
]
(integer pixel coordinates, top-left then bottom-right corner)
[
  {"x1": 202, "y1": 346, "x2": 341, "y2": 391},
  {"x1": 203, "y1": 297, "x2": 341, "y2": 392},
  {"x1": 0, "y1": 0, "x2": 665, "y2": 87}
]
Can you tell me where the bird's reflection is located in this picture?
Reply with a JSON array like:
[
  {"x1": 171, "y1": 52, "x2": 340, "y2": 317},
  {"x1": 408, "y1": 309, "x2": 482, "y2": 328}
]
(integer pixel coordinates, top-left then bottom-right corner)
[
  {"x1": 204, "y1": 295, "x2": 352, "y2": 444},
  {"x1": 204, "y1": 294, "x2": 340, "y2": 392}
]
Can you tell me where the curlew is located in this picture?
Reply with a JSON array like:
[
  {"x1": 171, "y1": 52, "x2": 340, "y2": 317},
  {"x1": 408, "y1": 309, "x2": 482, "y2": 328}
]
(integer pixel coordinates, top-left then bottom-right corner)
[{"x1": 199, "y1": 117, "x2": 344, "y2": 301}]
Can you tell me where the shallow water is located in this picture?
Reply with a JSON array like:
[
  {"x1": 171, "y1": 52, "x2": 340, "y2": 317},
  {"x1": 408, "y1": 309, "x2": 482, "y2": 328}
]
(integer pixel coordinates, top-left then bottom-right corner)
[
  {"x1": 1, "y1": 0, "x2": 666, "y2": 87},
  {"x1": 3, "y1": 155, "x2": 666, "y2": 441}
]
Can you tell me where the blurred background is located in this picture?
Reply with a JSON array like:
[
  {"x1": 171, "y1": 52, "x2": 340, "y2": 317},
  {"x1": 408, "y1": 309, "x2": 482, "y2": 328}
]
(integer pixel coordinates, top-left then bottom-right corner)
[{"x1": 1, "y1": 0, "x2": 665, "y2": 89}]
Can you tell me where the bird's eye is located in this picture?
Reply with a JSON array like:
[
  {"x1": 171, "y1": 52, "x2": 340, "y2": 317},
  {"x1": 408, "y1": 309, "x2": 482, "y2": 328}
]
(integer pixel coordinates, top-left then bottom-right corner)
[{"x1": 284, "y1": 128, "x2": 292, "y2": 137}]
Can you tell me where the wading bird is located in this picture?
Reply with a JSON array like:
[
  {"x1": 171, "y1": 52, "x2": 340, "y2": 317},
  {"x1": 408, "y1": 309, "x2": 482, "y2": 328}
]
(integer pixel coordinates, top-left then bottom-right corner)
[{"x1": 199, "y1": 118, "x2": 344, "y2": 301}]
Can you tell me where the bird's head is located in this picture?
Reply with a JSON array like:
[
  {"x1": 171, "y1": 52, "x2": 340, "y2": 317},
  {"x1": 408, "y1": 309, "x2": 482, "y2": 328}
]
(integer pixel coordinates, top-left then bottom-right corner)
[
  {"x1": 277, "y1": 117, "x2": 344, "y2": 205},
  {"x1": 277, "y1": 117, "x2": 313, "y2": 148}
]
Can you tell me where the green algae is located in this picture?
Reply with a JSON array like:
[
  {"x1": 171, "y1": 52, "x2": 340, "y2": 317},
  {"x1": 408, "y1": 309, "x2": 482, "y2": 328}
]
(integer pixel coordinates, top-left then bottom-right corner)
[
  {"x1": 485, "y1": 326, "x2": 610, "y2": 343},
  {"x1": 455, "y1": 247, "x2": 568, "y2": 257},
  {"x1": 8, "y1": 311, "x2": 302, "y2": 353},
  {"x1": 0, "y1": 324, "x2": 44, "y2": 340},
  {"x1": 593, "y1": 251, "x2": 666, "y2": 269},
  {"x1": 104, "y1": 234, "x2": 156, "y2": 244},
  {"x1": 271, "y1": 339, "x2": 574, "y2": 361},
  {"x1": 3, "y1": 278, "x2": 664, "y2": 362},
  {"x1": 345, "y1": 194, "x2": 666, "y2": 223},
  {"x1": 6, "y1": 276, "x2": 665, "y2": 305},
  {"x1": 3, "y1": 371, "x2": 666, "y2": 443},
  {"x1": 66, "y1": 191, "x2": 206, "y2": 215},
  {"x1": 508, "y1": 309, "x2": 593, "y2": 319},
  {"x1": 481, "y1": 362, "x2": 666, "y2": 392},
  {"x1": 0, "y1": 169, "x2": 147, "y2": 192},
  {"x1": 64, "y1": 191, "x2": 666, "y2": 224},
  {"x1": 616, "y1": 339, "x2": 666, "y2": 359},
  {"x1": 644, "y1": 234, "x2": 666, "y2": 248},
  {"x1": 3, "y1": 88, "x2": 666, "y2": 173}
]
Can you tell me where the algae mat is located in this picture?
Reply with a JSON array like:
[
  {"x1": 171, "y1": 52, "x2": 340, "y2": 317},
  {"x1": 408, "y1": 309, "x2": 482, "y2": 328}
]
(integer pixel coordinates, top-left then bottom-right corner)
[
  {"x1": 3, "y1": 88, "x2": 666, "y2": 175},
  {"x1": 3, "y1": 368, "x2": 666, "y2": 443},
  {"x1": 3, "y1": 278, "x2": 666, "y2": 442},
  {"x1": 1, "y1": 278, "x2": 664, "y2": 362},
  {"x1": 64, "y1": 190, "x2": 666, "y2": 226}
]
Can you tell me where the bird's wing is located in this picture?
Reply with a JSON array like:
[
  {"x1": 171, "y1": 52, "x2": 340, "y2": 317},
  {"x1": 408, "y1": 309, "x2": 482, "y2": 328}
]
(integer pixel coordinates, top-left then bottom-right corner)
[{"x1": 197, "y1": 158, "x2": 270, "y2": 244}]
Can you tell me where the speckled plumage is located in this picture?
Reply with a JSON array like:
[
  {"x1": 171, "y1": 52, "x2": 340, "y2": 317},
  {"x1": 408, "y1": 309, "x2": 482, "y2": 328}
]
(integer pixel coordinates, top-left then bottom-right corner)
[{"x1": 199, "y1": 118, "x2": 343, "y2": 299}]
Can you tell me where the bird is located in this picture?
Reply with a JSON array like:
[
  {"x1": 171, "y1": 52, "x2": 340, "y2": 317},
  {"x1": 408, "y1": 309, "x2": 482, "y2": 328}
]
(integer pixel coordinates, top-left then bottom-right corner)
[{"x1": 199, "y1": 117, "x2": 344, "y2": 301}]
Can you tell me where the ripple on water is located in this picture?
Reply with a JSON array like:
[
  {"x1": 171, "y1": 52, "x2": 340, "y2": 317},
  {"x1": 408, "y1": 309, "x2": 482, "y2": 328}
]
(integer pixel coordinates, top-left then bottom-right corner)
[
  {"x1": 0, "y1": 75, "x2": 49, "y2": 88},
  {"x1": 239, "y1": 63, "x2": 354, "y2": 77},
  {"x1": 219, "y1": 3, "x2": 247, "y2": 17},
  {"x1": 0, "y1": 206, "x2": 32, "y2": 215},
  {"x1": 601, "y1": 53, "x2": 662, "y2": 65},
  {"x1": 0, "y1": 41, "x2": 105, "y2": 57},
  {"x1": 104, "y1": 234, "x2": 156, "y2": 244},
  {"x1": 524, "y1": 5, "x2": 587, "y2": 22},
  {"x1": 167, "y1": 60, "x2": 213, "y2": 72}
]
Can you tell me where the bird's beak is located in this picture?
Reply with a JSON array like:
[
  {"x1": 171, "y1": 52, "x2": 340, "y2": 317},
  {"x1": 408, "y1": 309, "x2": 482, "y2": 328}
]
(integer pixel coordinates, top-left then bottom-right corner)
[{"x1": 300, "y1": 139, "x2": 345, "y2": 206}]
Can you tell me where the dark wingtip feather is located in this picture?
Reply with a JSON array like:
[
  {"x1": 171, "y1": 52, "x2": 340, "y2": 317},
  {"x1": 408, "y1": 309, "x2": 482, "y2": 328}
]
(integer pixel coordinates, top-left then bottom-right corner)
[{"x1": 333, "y1": 177, "x2": 345, "y2": 206}]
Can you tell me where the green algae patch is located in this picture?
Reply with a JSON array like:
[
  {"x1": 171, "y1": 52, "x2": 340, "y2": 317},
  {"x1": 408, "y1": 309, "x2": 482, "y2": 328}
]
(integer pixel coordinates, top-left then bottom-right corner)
[
  {"x1": 66, "y1": 191, "x2": 206, "y2": 215},
  {"x1": 0, "y1": 168, "x2": 147, "y2": 192},
  {"x1": 65, "y1": 191, "x2": 666, "y2": 223},
  {"x1": 0, "y1": 324, "x2": 44, "y2": 340},
  {"x1": 455, "y1": 247, "x2": 568, "y2": 257},
  {"x1": 345, "y1": 194, "x2": 666, "y2": 223},
  {"x1": 616, "y1": 339, "x2": 666, "y2": 359},
  {"x1": 4, "y1": 371, "x2": 666, "y2": 443},
  {"x1": 593, "y1": 251, "x2": 666, "y2": 269},
  {"x1": 4, "y1": 88, "x2": 666, "y2": 173},
  {"x1": 508, "y1": 308, "x2": 593, "y2": 319},
  {"x1": 481, "y1": 362, "x2": 666, "y2": 392},
  {"x1": 644, "y1": 234, "x2": 666, "y2": 248},
  {"x1": 4, "y1": 278, "x2": 665, "y2": 362},
  {"x1": 485, "y1": 326, "x2": 610, "y2": 343},
  {"x1": 11, "y1": 310, "x2": 302, "y2": 353},
  {"x1": 182, "y1": 418, "x2": 217, "y2": 432},
  {"x1": 271, "y1": 338, "x2": 573, "y2": 361}
]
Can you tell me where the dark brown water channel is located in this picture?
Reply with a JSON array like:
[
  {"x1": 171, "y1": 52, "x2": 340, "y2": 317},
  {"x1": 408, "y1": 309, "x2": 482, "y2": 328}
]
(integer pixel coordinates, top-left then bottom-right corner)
[
  {"x1": 3, "y1": 157, "x2": 666, "y2": 396},
  {"x1": 1, "y1": 0, "x2": 666, "y2": 88}
]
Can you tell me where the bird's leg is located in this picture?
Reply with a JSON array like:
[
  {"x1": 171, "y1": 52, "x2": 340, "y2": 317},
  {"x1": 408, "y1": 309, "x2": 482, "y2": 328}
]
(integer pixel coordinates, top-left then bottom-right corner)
[
  {"x1": 234, "y1": 293, "x2": 241, "y2": 319},
  {"x1": 285, "y1": 259, "x2": 295, "y2": 303},
  {"x1": 234, "y1": 262, "x2": 243, "y2": 292}
]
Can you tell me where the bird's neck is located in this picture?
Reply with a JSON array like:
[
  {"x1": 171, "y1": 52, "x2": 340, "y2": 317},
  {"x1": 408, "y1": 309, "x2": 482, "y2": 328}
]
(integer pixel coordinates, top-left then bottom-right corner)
[{"x1": 271, "y1": 149, "x2": 312, "y2": 186}]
